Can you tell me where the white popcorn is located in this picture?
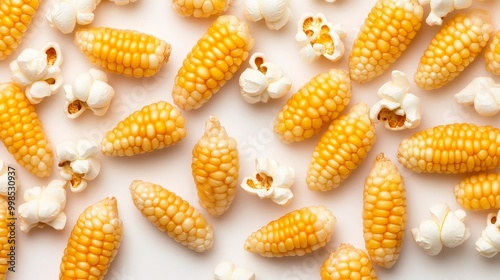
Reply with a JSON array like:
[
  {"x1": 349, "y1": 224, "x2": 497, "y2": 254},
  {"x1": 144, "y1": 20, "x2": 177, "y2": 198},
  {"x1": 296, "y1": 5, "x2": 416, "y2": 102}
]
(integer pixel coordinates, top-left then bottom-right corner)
[
  {"x1": 242, "y1": 0, "x2": 292, "y2": 30},
  {"x1": 18, "y1": 179, "x2": 67, "y2": 233},
  {"x1": 370, "y1": 70, "x2": 422, "y2": 131},
  {"x1": 64, "y1": 68, "x2": 115, "y2": 119},
  {"x1": 411, "y1": 203, "x2": 470, "y2": 256},
  {"x1": 0, "y1": 161, "x2": 16, "y2": 197},
  {"x1": 213, "y1": 261, "x2": 255, "y2": 280},
  {"x1": 419, "y1": 0, "x2": 472, "y2": 25},
  {"x1": 475, "y1": 210, "x2": 500, "y2": 258},
  {"x1": 56, "y1": 139, "x2": 101, "y2": 193},
  {"x1": 10, "y1": 43, "x2": 63, "y2": 104},
  {"x1": 241, "y1": 158, "x2": 295, "y2": 206},
  {"x1": 454, "y1": 77, "x2": 500, "y2": 117},
  {"x1": 239, "y1": 52, "x2": 292, "y2": 104}
]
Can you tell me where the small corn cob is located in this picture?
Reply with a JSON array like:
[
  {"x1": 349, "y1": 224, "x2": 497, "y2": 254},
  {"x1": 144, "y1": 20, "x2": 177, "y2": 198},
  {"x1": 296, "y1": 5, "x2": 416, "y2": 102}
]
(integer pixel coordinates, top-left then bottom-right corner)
[
  {"x1": 59, "y1": 197, "x2": 122, "y2": 280},
  {"x1": 172, "y1": 0, "x2": 230, "y2": 18},
  {"x1": 414, "y1": 10, "x2": 493, "y2": 90},
  {"x1": 192, "y1": 116, "x2": 239, "y2": 217},
  {"x1": 274, "y1": 69, "x2": 351, "y2": 144},
  {"x1": 348, "y1": 0, "x2": 423, "y2": 83},
  {"x1": 320, "y1": 243, "x2": 378, "y2": 280},
  {"x1": 74, "y1": 27, "x2": 172, "y2": 78},
  {"x1": 244, "y1": 205, "x2": 336, "y2": 257},
  {"x1": 172, "y1": 15, "x2": 254, "y2": 111},
  {"x1": 0, "y1": 196, "x2": 13, "y2": 280},
  {"x1": 306, "y1": 102, "x2": 376, "y2": 191},
  {"x1": 101, "y1": 101, "x2": 186, "y2": 156},
  {"x1": 454, "y1": 173, "x2": 500, "y2": 210},
  {"x1": 0, "y1": 82, "x2": 53, "y2": 177},
  {"x1": 129, "y1": 180, "x2": 214, "y2": 252},
  {"x1": 485, "y1": 30, "x2": 500, "y2": 75},
  {"x1": 397, "y1": 123, "x2": 500, "y2": 174},
  {"x1": 363, "y1": 153, "x2": 406, "y2": 269}
]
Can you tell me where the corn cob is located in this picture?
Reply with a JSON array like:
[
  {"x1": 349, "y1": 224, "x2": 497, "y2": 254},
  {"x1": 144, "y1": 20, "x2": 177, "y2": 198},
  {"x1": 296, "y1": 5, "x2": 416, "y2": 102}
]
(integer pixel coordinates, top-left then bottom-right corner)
[
  {"x1": 0, "y1": 196, "x2": 13, "y2": 280},
  {"x1": 363, "y1": 153, "x2": 406, "y2": 269},
  {"x1": 244, "y1": 205, "x2": 336, "y2": 257},
  {"x1": 306, "y1": 102, "x2": 376, "y2": 191},
  {"x1": 0, "y1": 82, "x2": 53, "y2": 177},
  {"x1": 172, "y1": 15, "x2": 254, "y2": 111},
  {"x1": 397, "y1": 123, "x2": 500, "y2": 174},
  {"x1": 59, "y1": 197, "x2": 122, "y2": 280},
  {"x1": 348, "y1": 0, "x2": 423, "y2": 84},
  {"x1": 129, "y1": 180, "x2": 214, "y2": 252},
  {"x1": 101, "y1": 101, "x2": 186, "y2": 156},
  {"x1": 454, "y1": 173, "x2": 500, "y2": 210},
  {"x1": 74, "y1": 27, "x2": 172, "y2": 78},
  {"x1": 274, "y1": 69, "x2": 351, "y2": 144},
  {"x1": 192, "y1": 116, "x2": 238, "y2": 217},
  {"x1": 414, "y1": 10, "x2": 493, "y2": 90},
  {"x1": 320, "y1": 243, "x2": 378, "y2": 280},
  {"x1": 172, "y1": 0, "x2": 230, "y2": 18},
  {"x1": 485, "y1": 30, "x2": 500, "y2": 75}
]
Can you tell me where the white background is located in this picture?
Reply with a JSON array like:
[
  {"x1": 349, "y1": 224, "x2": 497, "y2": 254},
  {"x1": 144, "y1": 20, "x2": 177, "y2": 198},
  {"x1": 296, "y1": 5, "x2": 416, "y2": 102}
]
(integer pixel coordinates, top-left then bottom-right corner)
[{"x1": 3, "y1": 0, "x2": 500, "y2": 279}]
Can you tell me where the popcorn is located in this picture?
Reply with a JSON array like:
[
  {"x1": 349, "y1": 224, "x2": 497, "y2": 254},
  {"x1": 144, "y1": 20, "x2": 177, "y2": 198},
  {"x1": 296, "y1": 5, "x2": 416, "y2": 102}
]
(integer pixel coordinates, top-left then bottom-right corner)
[
  {"x1": 213, "y1": 261, "x2": 255, "y2": 280},
  {"x1": 242, "y1": 0, "x2": 292, "y2": 30},
  {"x1": 419, "y1": 0, "x2": 473, "y2": 26},
  {"x1": 454, "y1": 77, "x2": 500, "y2": 117},
  {"x1": 475, "y1": 210, "x2": 500, "y2": 258}
]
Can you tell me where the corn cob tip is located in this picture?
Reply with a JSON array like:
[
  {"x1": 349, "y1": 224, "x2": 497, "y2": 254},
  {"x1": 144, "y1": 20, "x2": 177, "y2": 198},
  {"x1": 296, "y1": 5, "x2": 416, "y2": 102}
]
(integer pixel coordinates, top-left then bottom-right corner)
[
  {"x1": 454, "y1": 173, "x2": 500, "y2": 210},
  {"x1": 320, "y1": 243, "x2": 378, "y2": 280},
  {"x1": 485, "y1": 30, "x2": 500, "y2": 75}
]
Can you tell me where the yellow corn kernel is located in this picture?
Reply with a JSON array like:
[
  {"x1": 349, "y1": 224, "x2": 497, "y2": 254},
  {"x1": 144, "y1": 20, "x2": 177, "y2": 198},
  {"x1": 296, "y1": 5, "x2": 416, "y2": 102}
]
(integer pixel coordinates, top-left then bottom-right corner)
[
  {"x1": 244, "y1": 206, "x2": 336, "y2": 257},
  {"x1": 306, "y1": 102, "x2": 376, "y2": 191},
  {"x1": 59, "y1": 197, "x2": 122, "y2": 280},
  {"x1": 348, "y1": 0, "x2": 423, "y2": 84},
  {"x1": 363, "y1": 153, "x2": 406, "y2": 269},
  {"x1": 172, "y1": 0, "x2": 230, "y2": 18},
  {"x1": 192, "y1": 116, "x2": 239, "y2": 217},
  {"x1": 0, "y1": 82, "x2": 53, "y2": 177},
  {"x1": 101, "y1": 101, "x2": 186, "y2": 156},
  {"x1": 320, "y1": 243, "x2": 378, "y2": 280},
  {"x1": 454, "y1": 173, "x2": 500, "y2": 210},
  {"x1": 414, "y1": 10, "x2": 493, "y2": 90},
  {"x1": 172, "y1": 15, "x2": 254, "y2": 111},
  {"x1": 274, "y1": 69, "x2": 351, "y2": 144},
  {"x1": 74, "y1": 27, "x2": 171, "y2": 78},
  {"x1": 0, "y1": 196, "x2": 13, "y2": 280},
  {"x1": 129, "y1": 180, "x2": 214, "y2": 252},
  {"x1": 485, "y1": 30, "x2": 500, "y2": 75},
  {"x1": 397, "y1": 123, "x2": 500, "y2": 174}
]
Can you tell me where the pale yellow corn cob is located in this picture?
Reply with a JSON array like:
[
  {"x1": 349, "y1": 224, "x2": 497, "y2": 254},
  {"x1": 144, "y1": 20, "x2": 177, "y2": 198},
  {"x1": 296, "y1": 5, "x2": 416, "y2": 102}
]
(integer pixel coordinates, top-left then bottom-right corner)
[
  {"x1": 0, "y1": 196, "x2": 13, "y2": 280},
  {"x1": 244, "y1": 205, "x2": 336, "y2": 257},
  {"x1": 348, "y1": 0, "x2": 423, "y2": 83},
  {"x1": 274, "y1": 69, "x2": 351, "y2": 144},
  {"x1": 172, "y1": 0, "x2": 230, "y2": 18},
  {"x1": 0, "y1": 82, "x2": 52, "y2": 177},
  {"x1": 59, "y1": 197, "x2": 122, "y2": 280},
  {"x1": 363, "y1": 153, "x2": 406, "y2": 269},
  {"x1": 172, "y1": 15, "x2": 254, "y2": 111},
  {"x1": 74, "y1": 27, "x2": 172, "y2": 78},
  {"x1": 306, "y1": 102, "x2": 376, "y2": 191},
  {"x1": 192, "y1": 116, "x2": 238, "y2": 217},
  {"x1": 397, "y1": 123, "x2": 500, "y2": 174},
  {"x1": 101, "y1": 101, "x2": 186, "y2": 156},
  {"x1": 320, "y1": 243, "x2": 378, "y2": 280},
  {"x1": 414, "y1": 10, "x2": 493, "y2": 90},
  {"x1": 454, "y1": 173, "x2": 500, "y2": 210},
  {"x1": 485, "y1": 30, "x2": 500, "y2": 75},
  {"x1": 129, "y1": 180, "x2": 214, "y2": 252}
]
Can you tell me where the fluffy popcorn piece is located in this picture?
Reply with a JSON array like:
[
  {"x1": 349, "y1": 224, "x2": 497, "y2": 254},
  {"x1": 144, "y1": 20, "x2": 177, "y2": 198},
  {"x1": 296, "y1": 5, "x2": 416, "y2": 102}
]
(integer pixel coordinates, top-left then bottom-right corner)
[
  {"x1": 419, "y1": 0, "x2": 472, "y2": 26},
  {"x1": 18, "y1": 179, "x2": 67, "y2": 233},
  {"x1": 320, "y1": 244, "x2": 378, "y2": 280},
  {"x1": 213, "y1": 261, "x2": 255, "y2": 280},
  {"x1": 172, "y1": 0, "x2": 231, "y2": 18},
  {"x1": 242, "y1": 0, "x2": 292, "y2": 30},
  {"x1": 455, "y1": 77, "x2": 500, "y2": 117},
  {"x1": 485, "y1": 30, "x2": 500, "y2": 75},
  {"x1": 476, "y1": 210, "x2": 500, "y2": 258},
  {"x1": 0, "y1": 160, "x2": 16, "y2": 196}
]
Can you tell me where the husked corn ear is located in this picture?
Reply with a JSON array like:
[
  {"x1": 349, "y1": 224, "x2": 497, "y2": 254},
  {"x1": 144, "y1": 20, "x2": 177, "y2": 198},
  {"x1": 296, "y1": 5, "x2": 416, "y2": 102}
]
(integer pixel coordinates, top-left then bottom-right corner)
[
  {"x1": 454, "y1": 173, "x2": 500, "y2": 210},
  {"x1": 172, "y1": 15, "x2": 254, "y2": 111},
  {"x1": 74, "y1": 27, "x2": 172, "y2": 78},
  {"x1": 320, "y1": 243, "x2": 378, "y2": 280},
  {"x1": 244, "y1": 205, "x2": 336, "y2": 257},
  {"x1": 59, "y1": 197, "x2": 122, "y2": 280},
  {"x1": 348, "y1": 0, "x2": 423, "y2": 83},
  {"x1": 363, "y1": 153, "x2": 406, "y2": 269},
  {"x1": 485, "y1": 30, "x2": 500, "y2": 75},
  {"x1": 0, "y1": 82, "x2": 53, "y2": 177},
  {"x1": 0, "y1": 196, "x2": 13, "y2": 280},
  {"x1": 306, "y1": 102, "x2": 376, "y2": 191},
  {"x1": 101, "y1": 101, "x2": 186, "y2": 156},
  {"x1": 414, "y1": 10, "x2": 493, "y2": 90},
  {"x1": 130, "y1": 180, "x2": 214, "y2": 252},
  {"x1": 192, "y1": 116, "x2": 238, "y2": 217},
  {"x1": 172, "y1": 0, "x2": 230, "y2": 18},
  {"x1": 397, "y1": 123, "x2": 500, "y2": 173},
  {"x1": 274, "y1": 69, "x2": 351, "y2": 144}
]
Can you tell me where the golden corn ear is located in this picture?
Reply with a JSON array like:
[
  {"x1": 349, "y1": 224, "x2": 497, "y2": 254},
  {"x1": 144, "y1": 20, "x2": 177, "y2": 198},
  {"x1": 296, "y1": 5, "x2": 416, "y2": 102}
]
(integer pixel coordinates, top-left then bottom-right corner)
[
  {"x1": 172, "y1": 15, "x2": 254, "y2": 111},
  {"x1": 348, "y1": 0, "x2": 423, "y2": 83},
  {"x1": 129, "y1": 180, "x2": 214, "y2": 252},
  {"x1": 306, "y1": 102, "x2": 376, "y2": 191},
  {"x1": 320, "y1": 243, "x2": 378, "y2": 280},
  {"x1": 363, "y1": 153, "x2": 406, "y2": 269},
  {"x1": 397, "y1": 123, "x2": 500, "y2": 174},
  {"x1": 454, "y1": 173, "x2": 500, "y2": 210},
  {"x1": 101, "y1": 101, "x2": 186, "y2": 156},
  {"x1": 274, "y1": 69, "x2": 351, "y2": 144},
  {"x1": 414, "y1": 10, "x2": 493, "y2": 90},
  {"x1": 0, "y1": 196, "x2": 13, "y2": 280},
  {"x1": 485, "y1": 30, "x2": 500, "y2": 75},
  {"x1": 0, "y1": 82, "x2": 53, "y2": 177},
  {"x1": 244, "y1": 205, "x2": 336, "y2": 257},
  {"x1": 59, "y1": 197, "x2": 122, "y2": 280},
  {"x1": 74, "y1": 27, "x2": 172, "y2": 78},
  {"x1": 172, "y1": 0, "x2": 230, "y2": 18},
  {"x1": 192, "y1": 116, "x2": 238, "y2": 217}
]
